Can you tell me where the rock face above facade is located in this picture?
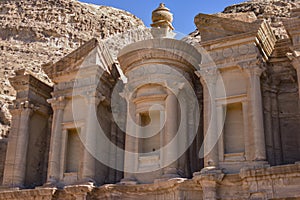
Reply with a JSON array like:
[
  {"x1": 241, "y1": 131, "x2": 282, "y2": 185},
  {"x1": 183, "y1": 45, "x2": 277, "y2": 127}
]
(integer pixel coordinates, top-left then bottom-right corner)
[
  {"x1": 0, "y1": 0, "x2": 144, "y2": 136},
  {"x1": 222, "y1": 0, "x2": 300, "y2": 39}
]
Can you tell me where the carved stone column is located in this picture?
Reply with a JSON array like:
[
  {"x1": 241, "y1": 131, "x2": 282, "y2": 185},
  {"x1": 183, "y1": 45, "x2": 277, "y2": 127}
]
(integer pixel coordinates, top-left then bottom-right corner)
[
  {"x1": 81, "y1": 95, "x2": 103, "y2": 184},
  {"x1": 46, "y1": 96, "x2": 66, "y2": 184},
  {"x1": 178, "y1": 92, "x2": 188, "y2": 176},
  {"x1": 60, "y1": 128, "x2": 68, "y2": 181},
  {"x1": 242, "y1": 101, "x2": 250, "y2": 160},
  {"x1": 163, "y1": 90, "x2": 180, "y2": 178},
  {"x1": 244, "y1": 65, "x2": 266, "y2": 161},
  {"x1": 3, "y1": 101, "x2": 34, "y2": 187},
  {"x1": 196, "y1": 68, "x2": 219, "y2": 168},
  {"x1": 121, "y1": 100, "x2": 138, "y2": 184},
  {"x1": 108, "y1": 122, "x2": 117, "y2": 183}
]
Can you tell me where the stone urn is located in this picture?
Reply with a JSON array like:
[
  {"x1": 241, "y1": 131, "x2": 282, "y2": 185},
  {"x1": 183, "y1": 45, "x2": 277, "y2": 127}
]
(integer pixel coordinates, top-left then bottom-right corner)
[{"x1": 151, "y1": 3, "x2": 174, "y2": 30}]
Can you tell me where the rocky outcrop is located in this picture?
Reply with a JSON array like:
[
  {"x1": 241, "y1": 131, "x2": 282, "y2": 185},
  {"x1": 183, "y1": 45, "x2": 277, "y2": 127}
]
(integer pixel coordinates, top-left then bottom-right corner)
[
  {"x1": 191, "y1": 0, "x2": 300, "y2": 41},
  {"x1": 223, "y1": 0, "x2": 300, "y2": 39},
  {"x1": 0, "y1": 0, "x2": 144, "y2": 137}
]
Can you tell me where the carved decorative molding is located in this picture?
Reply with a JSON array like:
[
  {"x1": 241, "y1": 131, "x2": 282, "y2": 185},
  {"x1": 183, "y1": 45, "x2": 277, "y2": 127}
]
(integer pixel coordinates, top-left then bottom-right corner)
[
  {"x1": 9, "y1": 70, "x2": 53, "y2": 103},
  {"x1": 238, "y1": 59, "x2": 266, "y2": 77},
  {"x1": 84, "y1": 91, "x2": 106, "y2": 105},
  {"x1": 193, "y1": 168, "x2": 225, "y2": 184},
  {"x1": 195, "y1": 67, "x2": 219, "y2": 87},
  {"x1": 287, "y1": 52, "x2": 300, "y2": 70},
  {"x1": 47, "y1": 96, "x2": 66, "y2": 110}
]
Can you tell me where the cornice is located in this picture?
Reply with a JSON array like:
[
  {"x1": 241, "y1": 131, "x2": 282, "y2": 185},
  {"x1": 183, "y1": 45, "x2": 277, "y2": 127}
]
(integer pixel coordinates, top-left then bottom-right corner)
[
  {"x1": 9, "y1": 69, "x2": 53, "y2": 102},
  {"x1": 118, "y1": 38, "x2": 202, "y2": 74}
]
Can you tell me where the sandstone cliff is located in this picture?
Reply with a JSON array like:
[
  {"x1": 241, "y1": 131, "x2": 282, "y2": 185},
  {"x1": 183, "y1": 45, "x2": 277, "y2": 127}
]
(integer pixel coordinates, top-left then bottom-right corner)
[
  {"x1": 191, "y1": 0, "x2": 300, "y2": 41},
  {"x1": 0, "y1": 0, "x2": 144, "y2": 136},
  {"x1": 223, "y1": 0, "x2": 300, "y2": 38}
]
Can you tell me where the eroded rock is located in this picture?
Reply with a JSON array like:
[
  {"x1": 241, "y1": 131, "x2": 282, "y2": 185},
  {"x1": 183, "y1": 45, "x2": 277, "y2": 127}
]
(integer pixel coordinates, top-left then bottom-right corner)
[{"x1": 0, "y1": 0, "x2": 144, "y2": 137}]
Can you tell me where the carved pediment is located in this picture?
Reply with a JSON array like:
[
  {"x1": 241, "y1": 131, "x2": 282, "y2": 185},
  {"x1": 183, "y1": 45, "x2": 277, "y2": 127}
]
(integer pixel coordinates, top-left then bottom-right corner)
[
  {"x1": 194, "y1": 13, "x2": 261, "y2": 41},
  {"x1": 42, "y1": 38, "x2": 116, "y2": 82},
  {"x1": 195, "y1": 13, "x2": 277, "y2": 60}
]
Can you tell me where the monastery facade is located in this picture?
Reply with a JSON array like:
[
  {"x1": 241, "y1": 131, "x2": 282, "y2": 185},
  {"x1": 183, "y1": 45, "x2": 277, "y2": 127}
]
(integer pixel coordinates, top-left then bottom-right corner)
[{"x1": 0, "y1": 3, "x2": 299, "y2": 200}]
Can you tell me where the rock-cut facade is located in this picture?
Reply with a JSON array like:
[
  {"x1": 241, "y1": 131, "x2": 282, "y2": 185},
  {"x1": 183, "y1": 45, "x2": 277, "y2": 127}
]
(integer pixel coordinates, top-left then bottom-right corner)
[{"x1": 0, "y1": 1, "x2": 300, "y2": 200}]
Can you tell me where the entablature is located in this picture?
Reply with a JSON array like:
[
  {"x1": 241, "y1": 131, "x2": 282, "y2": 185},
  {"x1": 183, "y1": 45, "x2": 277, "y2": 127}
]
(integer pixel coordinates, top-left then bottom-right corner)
[{"x1": 118, "y1": 38, "x2": 202, "y2": 75}]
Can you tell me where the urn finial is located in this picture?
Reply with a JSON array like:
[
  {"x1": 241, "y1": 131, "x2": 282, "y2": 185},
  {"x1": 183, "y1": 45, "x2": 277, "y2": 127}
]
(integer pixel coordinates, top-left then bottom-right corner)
[{"x1": 151, "y1": 3, "x2": 174, "y2": 31}]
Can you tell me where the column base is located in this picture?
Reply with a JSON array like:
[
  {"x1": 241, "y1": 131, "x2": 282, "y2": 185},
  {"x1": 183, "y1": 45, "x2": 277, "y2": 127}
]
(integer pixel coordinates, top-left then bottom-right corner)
[
  {"x1": 161, "y1": 173, "x2": 181, "y2": 179},
  {"x1": 160, "y1": 167, "x2": 181, "y2": 180},
  {"x1": 0, "y1": 185, "x2": 21, "y2": 191},
  {"x1": 193, "y1": 166, "x2": 223, "y2": 177},
  {"x1": 119, "y1": 178, "x2": 138, "y2": 185},
  {"x1": 78, "y1": 178, "x2": 96, "y2": 187},
  {"x1": 193, "y1": 167, "x2": 225, "y2": 185},
  {"x1": 42, "y1": 182, "x2": 56, "y2": 187},
  {"x1": 41, "y1": 180, "x2": 64, "y2": 189},
  {"x1": 43, "y1": 177, "x2": 59, "y2": 185}
]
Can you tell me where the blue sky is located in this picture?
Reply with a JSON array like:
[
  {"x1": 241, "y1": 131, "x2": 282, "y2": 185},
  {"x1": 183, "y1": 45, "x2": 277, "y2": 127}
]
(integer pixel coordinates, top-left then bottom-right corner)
[{"x1": 80, "y1": 0, "x2": 246, "y2": 34}]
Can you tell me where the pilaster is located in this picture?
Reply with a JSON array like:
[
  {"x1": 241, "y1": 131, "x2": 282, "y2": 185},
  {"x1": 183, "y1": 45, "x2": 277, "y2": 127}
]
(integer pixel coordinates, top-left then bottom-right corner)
[
  {"x1": 80, "y1": 93, "x2": 104, "y2": 184},
  {"x1": 196, "y1": 68, "x2": 219, "y2": 168},
  {"x1": 3, "y1": 70, "x2": 52, "y2": 188},
  {"x1": 240, "y1": 60, "x2": 267, "y2": 161},
  {"x1": 2, "y1": 101, "x2": 35, "y2": 188},
  {"x1": 121, "y1": 99, "x2": 138, "y2": 184},
  {"x1": 162, "y1": 90, "x2": 180, "y2": 178},
  {"x1": 46, "y1": 96, "x2": 66, "y2": 184}
]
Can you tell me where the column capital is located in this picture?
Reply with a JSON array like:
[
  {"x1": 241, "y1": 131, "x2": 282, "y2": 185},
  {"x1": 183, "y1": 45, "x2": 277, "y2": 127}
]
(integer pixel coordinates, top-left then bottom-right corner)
[
  {"x1": 47, "y1": 96, "x2": 66, "y2": 110},
  {"x1": 287, "y1": 51, "x2": 300, "y2": 70},
  {"x1": 244, "y1": 66, "x2": 266, "y2": 77},
  {"x1": 10, "y1": 101, "x2": 37, "y2": 115},
  {"x1": 195, "y1": 67, "x2": 218, "y2": 87},
  {"x1": 84, "y1": 92, "x2": 105, "y2": 105},
  {"x1": 287, "y1": 52, "x2": 300, "y2": 101},
  {"x1": 166, "y1": 82, "x2": 185, "y2": 96},
  {"x1": 238, "y1": 59, "x2": 266, "y2": 77}
]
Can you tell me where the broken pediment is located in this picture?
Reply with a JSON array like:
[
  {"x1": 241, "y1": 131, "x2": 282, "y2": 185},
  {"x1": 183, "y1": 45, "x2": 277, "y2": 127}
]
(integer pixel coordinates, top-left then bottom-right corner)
[
  {"x1": 194, "y1": 13, "x2": 277, "y2": 60},
  {"x1": 194, "y1": 13, "x2": 261, "y2": 41},
  {"x1": 43, "y1": 38, "x2": 115, "y2": 82}
]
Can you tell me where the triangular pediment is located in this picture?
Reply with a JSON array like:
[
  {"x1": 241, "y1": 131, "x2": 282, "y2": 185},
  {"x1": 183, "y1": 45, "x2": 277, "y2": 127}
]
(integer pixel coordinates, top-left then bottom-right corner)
[
  {"x1": 43, "y1": 38, "x2": 115, "y2": 82},
  {"x1": 194, "y1": 13, "x2": 261, "y2": 41}
]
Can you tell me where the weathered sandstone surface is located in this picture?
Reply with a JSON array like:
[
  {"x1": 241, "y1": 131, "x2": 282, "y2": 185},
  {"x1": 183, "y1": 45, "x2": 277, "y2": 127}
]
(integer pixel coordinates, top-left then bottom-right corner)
[
  {"x1": 0, "y1": 0, "x2": 144, "y2": 136},
  {"x1": 223, "y1": 0, "x2": 300, "y2": 38}
]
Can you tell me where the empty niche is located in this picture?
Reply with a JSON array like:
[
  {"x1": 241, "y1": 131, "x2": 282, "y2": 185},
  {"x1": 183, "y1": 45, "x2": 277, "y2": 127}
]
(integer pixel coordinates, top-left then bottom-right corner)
[
  {"x1": 139, "y1": 110, "x2": 161, "y2": 153},
  {"x1": 65, "y1": 128, "x2": 83, "y2": 173},
  {"x1": 224, "y1": 102, "x2": 245, "y2": 154}
]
